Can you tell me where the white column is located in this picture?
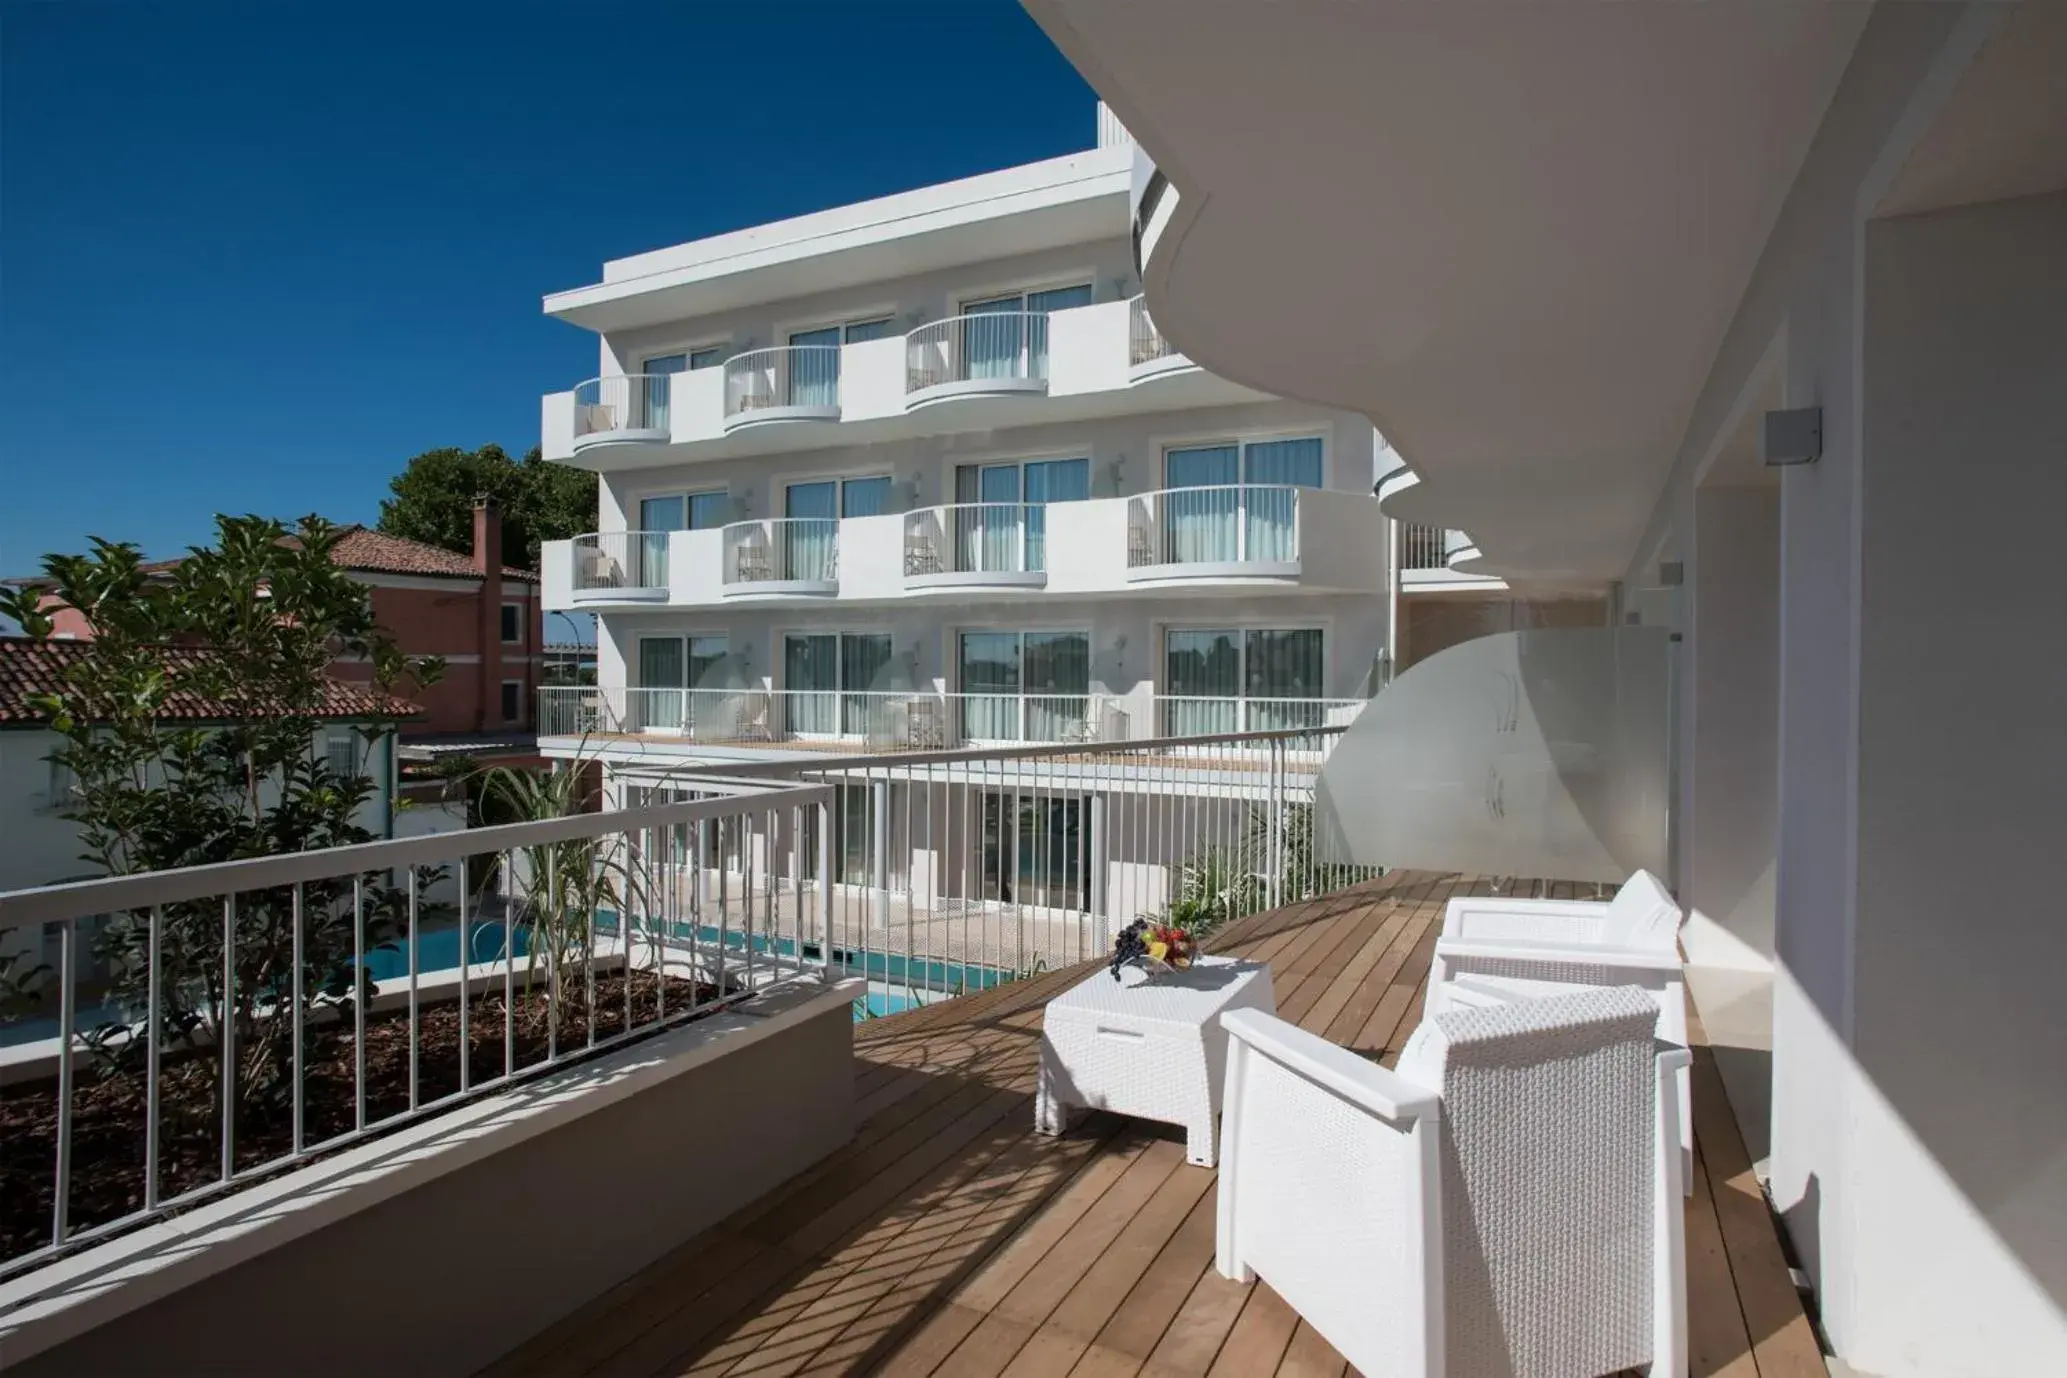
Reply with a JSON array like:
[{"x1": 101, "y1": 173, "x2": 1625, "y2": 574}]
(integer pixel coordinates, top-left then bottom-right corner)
[
  {"x1": 1680, "y1": 487, "x2": 1780, "y2": 971},
  {"x1": 871, "y1": 778, "x2": 890, "y2": 929}
]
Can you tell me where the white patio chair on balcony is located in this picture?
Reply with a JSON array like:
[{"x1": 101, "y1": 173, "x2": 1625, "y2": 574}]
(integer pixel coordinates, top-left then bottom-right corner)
[
  {"x1": 1217, "y1": 986, "x2": 1689, "y2": 1378},
  {"x1": 1427, "y1": 869, "x2": 1690, "y2": 1184}
]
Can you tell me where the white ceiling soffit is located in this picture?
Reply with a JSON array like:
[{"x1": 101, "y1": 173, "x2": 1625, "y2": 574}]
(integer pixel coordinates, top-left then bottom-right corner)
[{"x1": 1025, "y1": 0, "x2": 1871, "y2": 584}]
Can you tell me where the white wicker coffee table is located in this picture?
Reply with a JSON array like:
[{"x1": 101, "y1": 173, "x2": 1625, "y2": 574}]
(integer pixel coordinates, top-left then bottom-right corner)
[{"x1": 1035, "y1": 956, "x2": 1276, "y2": 1167}]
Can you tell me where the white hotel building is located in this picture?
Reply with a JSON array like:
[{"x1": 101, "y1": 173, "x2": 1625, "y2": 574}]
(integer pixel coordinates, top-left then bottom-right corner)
[{"x1": 534, "y1": 110, "x2": 1534, "y2": 917}]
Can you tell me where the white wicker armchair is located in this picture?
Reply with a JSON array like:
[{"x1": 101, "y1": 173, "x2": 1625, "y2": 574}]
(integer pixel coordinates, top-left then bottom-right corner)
[
  {"x1": 1216, "y1": 987, "x2": 1689, "y2": 1378},
  {"x1": 1428, "y1": 869, "x2": 1690, "y2": 1184}
]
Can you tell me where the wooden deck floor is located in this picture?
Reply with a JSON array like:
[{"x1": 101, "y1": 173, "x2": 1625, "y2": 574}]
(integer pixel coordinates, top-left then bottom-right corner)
[{"x1": 481, "y1": 872, "x2": 1826, "y2": 1378}]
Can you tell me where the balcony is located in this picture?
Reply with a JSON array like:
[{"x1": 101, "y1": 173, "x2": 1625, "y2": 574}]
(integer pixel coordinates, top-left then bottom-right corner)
[
  {"x1": 480, "y1": 871, "x2": 1814, "y2": 1378},
  {"x1": 901, "y1": 503, "x2": 1050, "y2": 593},
  {"x1": 1127, "y1": 292, "x2": 1193, "y2": 383},
  {"x1": 542, "y1": 305, "x2": 1269, "y2": 467},
  {"x1": 1399, "y1": 522, "x2": 1502, "y2": 591},
  {"x1": 569, "y1": 374, "x2": 673, "y2": 452},
  {"x1": 540, "y1": 686, "x2": 1367, "y2": 754},
  {"x1": 721, "y1": 345, "x2": 842, "y2": 432},
  {"x1": 904, "y1": 310, "x2": 1054, "y2": 409},
  {"x1": 565, "y1": 530, "x2": 670, "y2": 605},
  {"x1": 1124, "y1": 485, "x2": 1308, "y2": 584},
  {"x1": 720, "y1": 518, "x2": 840, "y2": 598},
  {"x1": 543, "y1": 490, "x2": 1384, "y2": 612}
]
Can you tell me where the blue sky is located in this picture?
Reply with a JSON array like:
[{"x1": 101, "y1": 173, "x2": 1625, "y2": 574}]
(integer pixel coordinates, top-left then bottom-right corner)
[{"x1": 0, "y1": 0, "x2": 1093, "y2": 573}]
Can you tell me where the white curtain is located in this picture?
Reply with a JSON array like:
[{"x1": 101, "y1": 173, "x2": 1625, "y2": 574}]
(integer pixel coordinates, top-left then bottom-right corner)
[
  {"x1": 783, "y1": 481, "x2": 837, "y2": 581},
  {"x1": 1164, "y1": 445, "x2": 1239, "y2": 564},
  {"x1": 1242, "y1": 436, "x2": 1322, "y2": 562}
]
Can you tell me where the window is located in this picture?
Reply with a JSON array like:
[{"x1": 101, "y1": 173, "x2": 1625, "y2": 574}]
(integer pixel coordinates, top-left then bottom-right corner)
[
  {"x1": 953, "y1": 458, "x2": 1088, "y2": 572},
  {"x1": 636, "y1": 634, "x2": 729, "y2": 731},
  {"x1": 841, "y1": 475, "x2": 892, "y2": 517},
  {"x1": 783, "y1": 631, "x2": 892, "y2": 735},
  {"x1": 957, "y1": 630, "x2": 1089, "y2": 741},
  {"x1": 689, "y1": 346, "x2": 727, "y2": 370},
  {"x1": 501, "y1": 680, "x2": 523, "y2": 723},
  {"x1": 980, "y1": 791, "x2": 1091, "y2": 912},
  {"x1": 1159, "y1": 435, "x2": 1324, "y2": 563},
  {"x1": 324, "y1": 729, "x2": 360, "y2": 777},
  {"x1": 500, "y1": 602, "x2": 523, "y2": 644},
  {"x1": 960, "y1": 284, "x2": 1092, "y2": 381},
  {"x1": 39, "y1": 756, "x2": 75, "y2": 814},
  {"x1": 641, "y1": 491, "x2": 729, "y2": 531},
  {"x1": 1164, "y1": 627, "x2": 1325, "y2": 734}
]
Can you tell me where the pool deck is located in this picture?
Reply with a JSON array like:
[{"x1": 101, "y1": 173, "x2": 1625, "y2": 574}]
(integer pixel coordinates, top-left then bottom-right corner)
[{"x1": 481, "y1": 870, "x2": 1826, "y2": 1378}]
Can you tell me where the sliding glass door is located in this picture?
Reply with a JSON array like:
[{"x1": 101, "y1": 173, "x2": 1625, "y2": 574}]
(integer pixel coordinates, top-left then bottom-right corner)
[
  {"x1": 960, "y1": 284, "x2": 1092, "y2": 382},
  {"x1": 981, "y1": 792, "x2": 1090, "y2": 912},
  {"x1": 1160, "y1": 435, "x2": 1323, "y2": 564},
  {"x1": 636, "y1": 634, "x2": 727, "y2": 731},
  {"x1": 638, "y1": 353, "x2": 688, "y2": 430},
  {"x1": 1164, "y1": 627, "x2": 1325, "y2": 735},
  {"x1": 784, "y1": 631, "x2": 892, "y2": 736},
  {"x1": 953, "y1": 457, "x2": 1087, "y2": 572},
  {"x1": 958, "y1": 630, "x2": 1089, "y2": 741},
  {"x1": 786, "y1": 326, "x2": 841, "y2": 408},
  {"x1": 784, "y1": 481, "x2": 838, "y2": 582}
]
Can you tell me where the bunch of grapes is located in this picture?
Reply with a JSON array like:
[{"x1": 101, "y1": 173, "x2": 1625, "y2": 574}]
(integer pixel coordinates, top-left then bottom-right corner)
[{"x1": 1109, "y1": 918, "x2": 1151, "y2": 981}]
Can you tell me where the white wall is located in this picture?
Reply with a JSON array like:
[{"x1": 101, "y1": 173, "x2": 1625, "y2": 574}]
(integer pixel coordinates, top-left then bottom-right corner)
[
  {"x1": 0, "y1": 728, "x2": 402, "y2": 898},
  {"x1": 0, "y1": 732, "x2": 97, "y2": 893},
  {"x1": 1680, "y1": 487, "x2": 1779, "y2": 970},
  {"x1": 1620, "y1": 6, "x2": 2067, "y2": 1369},
  {"x1": 1841, "y1": 187, "x2": 2067, "y2": 1378}
]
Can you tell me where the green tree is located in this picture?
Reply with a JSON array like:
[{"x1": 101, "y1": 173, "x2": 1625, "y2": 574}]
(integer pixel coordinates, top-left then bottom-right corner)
[
  {"x1": 0, "y1": 516, "x2": 444, "y2": 1119},
  {"x1": 375, "y1": 443, "x2": 595, "y2": 568}
]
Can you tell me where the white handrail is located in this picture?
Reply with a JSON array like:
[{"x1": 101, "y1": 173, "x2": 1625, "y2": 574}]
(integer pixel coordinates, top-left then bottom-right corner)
[
  {"x1": 722, "y1": 345, "x2": 842, "y2": 418},
  {"x1": 1128, "y1": 295, "x2": 1177, "y2": 368},
  {"x1": 905, "y1": 311, "x2": 1053, "y2": 393},
  {"x1": 721, "y1": 517, "x2": 839, "y2": 584},
  {"x1": 901, "y1": 502, "x2": 1044, "y2": 575},
  {"x1": 570, "y1": 530, "x2": 670, "y2": 591},
  {"x1": 1126, "y1": 485, "x2": 1306, "y2": 567},
  {"x1": 572, "y1": 374, "x2": 673, "y2": 437}
]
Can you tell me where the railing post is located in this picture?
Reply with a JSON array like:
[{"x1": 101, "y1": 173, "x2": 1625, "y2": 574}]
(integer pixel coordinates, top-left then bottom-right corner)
[
  {"x1": 871, "y1": 778, "x2": 890, "y2": 930},
  {"x1": 1268, "y1": 737, "x2": 1286, "y2": 908},
  {"x1": 816, "y1": 797, "x2": 834, "y2": 967}
]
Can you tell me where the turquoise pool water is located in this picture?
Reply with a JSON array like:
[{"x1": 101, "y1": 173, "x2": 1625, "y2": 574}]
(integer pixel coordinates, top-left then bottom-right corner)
[{"x1": 354, "y1": 921, "x2": 532, "y2": 981}]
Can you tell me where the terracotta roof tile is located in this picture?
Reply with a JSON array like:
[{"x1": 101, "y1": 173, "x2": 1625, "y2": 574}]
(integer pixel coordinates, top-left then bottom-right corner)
[
  {"x1": 0, "y1": 637, "x2": 419, "y2": 727},
  {"x1": 62, "y1": 527, "x2": 536, "y2": 584}
]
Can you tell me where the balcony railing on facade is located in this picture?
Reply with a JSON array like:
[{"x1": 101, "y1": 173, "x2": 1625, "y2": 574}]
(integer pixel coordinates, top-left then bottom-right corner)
[
  {"x1": 904, "y1": 311, "x2": 1053, "y2": 406},
  {"x1": 720, "y1": 518, "x2": 839, "y2": 594},
  {"x1": 569, "y1": 530, "x2": 670, "y2": 602},
  {"x1": 721, "y1": 346, "x2": 842, "y2": 431},
  {"x1": 1126, "y1": 294, "x2": 1190, "y2": 381},
  {"x1": 1399, "y1": 523, "x2": 1479, "y2": 574},
  {"x1": 1126, "y1": 485, "x2": 1304, "y2": 575},
  {"x1": 902, "y1": 503, "x2": 1052, "y2": 590},
  {"x1": 571, "y1": 374, "x2": 673, "y2": 451},
  {"x1": 540, "y1": 685, "x2": 1364, "y2": 753}
]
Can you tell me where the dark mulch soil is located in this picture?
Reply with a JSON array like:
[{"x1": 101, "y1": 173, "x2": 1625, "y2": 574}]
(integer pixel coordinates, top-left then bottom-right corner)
[{"x1": 1, "y1": 970, "x2": 721, "y2": 1267}]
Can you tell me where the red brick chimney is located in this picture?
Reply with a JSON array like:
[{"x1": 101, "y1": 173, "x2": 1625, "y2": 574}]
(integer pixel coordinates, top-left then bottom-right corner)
[{"x1": 474, "y1": 499, "x2": 503, "y2": 731}]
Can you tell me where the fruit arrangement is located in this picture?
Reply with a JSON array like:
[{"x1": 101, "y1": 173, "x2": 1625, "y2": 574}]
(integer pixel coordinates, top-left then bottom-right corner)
[{"x1": 1109, "y1": 917, "x2": 1198, "y2": 981}]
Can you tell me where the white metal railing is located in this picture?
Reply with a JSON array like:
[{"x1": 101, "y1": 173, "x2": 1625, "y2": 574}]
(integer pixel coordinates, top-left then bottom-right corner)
[
  {"x1": 1128, "y1": 295, "x2": 1177, "y2": 368},
  {"x1": 541, "y1": 686, "x2": 1367, "y2": 753},
  {"x1": 901, "y1": 503, "x2": 1050, "y2": 576},
  {"x1": 639, "y1": 722, "x2": 1377, "y2": 1026},
  {"x1": 905, "y1": 311, "x2": 1053, "y2": 394},
  {"x1": 1397, "y1": 524, "x2": 1446, "y2": 574},
  {"x1": 0, "y1": 782, "x2": 836, "y2": 1279},
  {"x1": 1126, "y1": 485, "x2": 1305, "y2": 568},
  {"x1": 722, "y1": 345, "x2": 842, "y2": 420},
  {"x1": 570, "y1": 530, "x2": 670, "y2": 592},
  {"x1": 722, "y1": 518, "x2": 838, "y2": 585},
  {"x1": 572, "y1": 374, "x2": 672, "y2": 439}
]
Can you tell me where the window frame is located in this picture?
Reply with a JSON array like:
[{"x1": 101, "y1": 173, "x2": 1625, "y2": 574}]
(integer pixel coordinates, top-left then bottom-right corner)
[
  {"x1": 500, "y1": 601, "x2": 524, "y2": 645},
  {"x1": 500, "y1": 679, "x2": 524, "y2": 723}
]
